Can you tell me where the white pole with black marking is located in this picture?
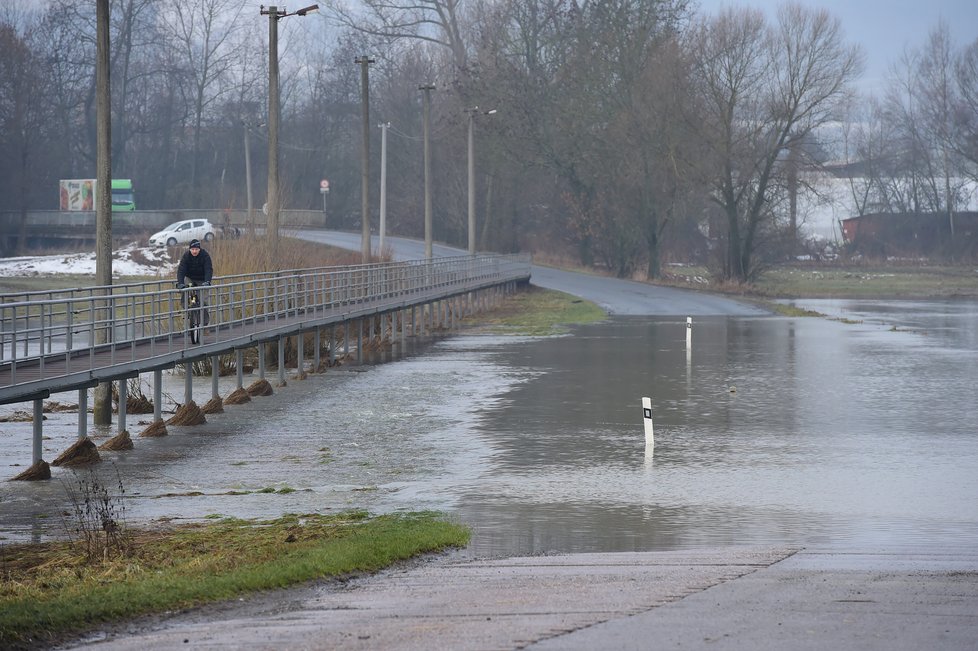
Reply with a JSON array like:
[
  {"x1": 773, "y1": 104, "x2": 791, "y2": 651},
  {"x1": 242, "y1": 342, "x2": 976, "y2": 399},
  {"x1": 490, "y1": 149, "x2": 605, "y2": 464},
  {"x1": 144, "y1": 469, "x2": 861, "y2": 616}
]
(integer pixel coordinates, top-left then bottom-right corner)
[
  {"x1": 686, "y1": 316, "x2": 692, "y2": 377},
  {"x1": 642, "y1": 396, "x2": 654, "y2": 447}
]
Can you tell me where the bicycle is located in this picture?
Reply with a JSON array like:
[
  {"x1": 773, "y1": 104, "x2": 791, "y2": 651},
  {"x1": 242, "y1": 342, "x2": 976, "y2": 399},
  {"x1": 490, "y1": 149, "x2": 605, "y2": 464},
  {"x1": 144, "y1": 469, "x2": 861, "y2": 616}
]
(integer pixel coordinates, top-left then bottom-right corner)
[{"x1": 178, "y1": 282, "x2": 210, "y2": 345}]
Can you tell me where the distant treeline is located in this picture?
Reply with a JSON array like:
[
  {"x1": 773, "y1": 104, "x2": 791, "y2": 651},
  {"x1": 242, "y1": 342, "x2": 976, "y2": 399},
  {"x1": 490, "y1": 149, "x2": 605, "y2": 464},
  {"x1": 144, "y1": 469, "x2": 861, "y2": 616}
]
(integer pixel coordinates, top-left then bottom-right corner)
[{"x1": 2, "y1": 1, "x2": 976, "y2": 279}]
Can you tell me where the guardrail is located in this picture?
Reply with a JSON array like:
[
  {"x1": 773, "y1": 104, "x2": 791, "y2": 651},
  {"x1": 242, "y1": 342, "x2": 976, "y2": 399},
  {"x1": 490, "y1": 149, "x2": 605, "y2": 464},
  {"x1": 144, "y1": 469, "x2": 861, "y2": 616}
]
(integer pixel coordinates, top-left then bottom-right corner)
[
  {"x1": 0, "y1": 209, "x2": 331, "y2": 236},
  {"x1": 0, "y1": 254, "x2": 531, "y2": 405}
]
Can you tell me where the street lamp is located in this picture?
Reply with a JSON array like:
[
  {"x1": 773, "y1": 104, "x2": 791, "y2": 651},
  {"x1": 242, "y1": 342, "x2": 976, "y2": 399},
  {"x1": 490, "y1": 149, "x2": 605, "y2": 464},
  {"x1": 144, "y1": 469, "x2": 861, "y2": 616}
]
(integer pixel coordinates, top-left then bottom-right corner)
[
  {"x1": 419, "y1": 84, "x2": 435, "y2": 259},
  {"x1": 259, "y1": 4, "x2": 318, "y2": 256},
  {"x1": 378, "y1": 122, "x2": 390, "y2": 252},
  {"x1": 242, "y1": 119, "x2": 264, "y2": 236},
  {"x1": 465, "y1": 107, "x2": 496, "y2": 255},
  {"x1": 356, "y1": 56, "x2": 375, "y2": 262}
]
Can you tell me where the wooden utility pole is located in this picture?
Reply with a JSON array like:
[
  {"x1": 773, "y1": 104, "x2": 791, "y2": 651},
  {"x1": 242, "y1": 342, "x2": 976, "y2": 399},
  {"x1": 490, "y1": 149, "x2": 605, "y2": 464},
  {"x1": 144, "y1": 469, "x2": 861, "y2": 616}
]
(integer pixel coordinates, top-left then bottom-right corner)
[
  {"x1": 93, "y1": 0, "x2": 113, "y2": 425},
  {"x1": 265, "y1": 6, "x2": 281, "y2": 259},
  {"x1": 260, "y1": 5, "x2": 317, "y2": 258}
]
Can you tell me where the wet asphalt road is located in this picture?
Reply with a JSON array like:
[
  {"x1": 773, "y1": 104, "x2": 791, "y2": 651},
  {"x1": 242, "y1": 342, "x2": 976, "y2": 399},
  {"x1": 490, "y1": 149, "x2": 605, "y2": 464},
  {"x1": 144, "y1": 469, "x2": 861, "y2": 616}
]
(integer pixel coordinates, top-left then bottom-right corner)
[
  {"x1": 69, "y1": 546, "x2": 978, "y2": 650},
  {"x1": 295, "y1": 230, "x2": 769, "y2": 317}
]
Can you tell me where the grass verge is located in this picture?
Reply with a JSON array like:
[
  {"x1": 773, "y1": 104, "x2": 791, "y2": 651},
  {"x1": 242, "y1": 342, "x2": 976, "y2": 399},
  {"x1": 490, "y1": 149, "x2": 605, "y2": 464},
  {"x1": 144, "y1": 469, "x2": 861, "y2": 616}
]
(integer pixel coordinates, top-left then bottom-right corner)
[
  {"x1": 467, "y1": 285, "x2": 606, "y2": 335},
  {"x1": 661, "y1": 263, "x2": 978, "y2": 299},
  {"x1": 0, "y1": 511, "x2": 468, "y2": 649}
]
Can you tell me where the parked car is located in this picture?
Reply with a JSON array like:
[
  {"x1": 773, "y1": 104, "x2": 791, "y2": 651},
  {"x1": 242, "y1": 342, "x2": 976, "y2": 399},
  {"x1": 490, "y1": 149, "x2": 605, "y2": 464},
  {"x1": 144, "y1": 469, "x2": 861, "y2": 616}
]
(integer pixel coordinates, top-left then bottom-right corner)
[{"x1": 148, "y1": 219, "x2": 215, "y2": 247}]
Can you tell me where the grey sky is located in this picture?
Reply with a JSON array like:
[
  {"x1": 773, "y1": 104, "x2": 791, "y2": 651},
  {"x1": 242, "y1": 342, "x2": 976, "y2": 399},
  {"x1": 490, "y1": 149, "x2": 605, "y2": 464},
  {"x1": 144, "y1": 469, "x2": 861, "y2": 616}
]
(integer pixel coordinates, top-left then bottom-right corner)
[
  {"x1": 695, "y1": 1, "x2": 978, "y2": 93},
  {"x1": 11, "y1": 0, "x2": 977, "y2": 94}
]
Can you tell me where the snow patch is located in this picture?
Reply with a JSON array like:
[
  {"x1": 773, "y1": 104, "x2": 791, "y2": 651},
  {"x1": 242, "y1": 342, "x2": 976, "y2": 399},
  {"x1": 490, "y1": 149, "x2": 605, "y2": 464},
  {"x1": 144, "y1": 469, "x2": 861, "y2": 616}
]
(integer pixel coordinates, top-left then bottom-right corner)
[{"x1": 0, "y1": 242, "x2": 175, "y2": 278}]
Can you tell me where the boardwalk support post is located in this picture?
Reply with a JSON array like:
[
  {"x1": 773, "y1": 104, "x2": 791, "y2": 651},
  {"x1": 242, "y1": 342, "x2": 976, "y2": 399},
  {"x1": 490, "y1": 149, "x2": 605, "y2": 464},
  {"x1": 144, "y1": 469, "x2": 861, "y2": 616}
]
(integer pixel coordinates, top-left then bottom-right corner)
[
  {"x1": 277, "y1": 337, "x2": 286, "y2": 386},
  {"x1": 296, "y1": 332, "x2": 305, "y2": 379},
  {"x1": 184, "y1": 362, "x2": 193, "y2": 404},
  {"x1": 139, "y1": 368, "x2": 167, "y2": 437},
  {"x1": 78, "y1": 388, "x2": 88, "y2": 440},
  {"x1": 119, "y1": 379, "x2": 127, "y2": 432},
  {"x1": 32, "y1": 398, "x2": 43, "y2": 465}
]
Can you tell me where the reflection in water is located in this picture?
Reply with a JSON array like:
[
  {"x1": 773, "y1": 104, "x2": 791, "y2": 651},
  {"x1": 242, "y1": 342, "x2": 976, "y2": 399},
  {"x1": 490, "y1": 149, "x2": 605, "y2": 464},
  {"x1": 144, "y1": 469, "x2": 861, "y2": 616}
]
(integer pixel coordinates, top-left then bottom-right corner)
[
  {"x1": 458, "y1": 301, "x2": 978, "y2": 556},
  {"x1": 1, "y1": 300, "x2": 977, "y2": 560}
]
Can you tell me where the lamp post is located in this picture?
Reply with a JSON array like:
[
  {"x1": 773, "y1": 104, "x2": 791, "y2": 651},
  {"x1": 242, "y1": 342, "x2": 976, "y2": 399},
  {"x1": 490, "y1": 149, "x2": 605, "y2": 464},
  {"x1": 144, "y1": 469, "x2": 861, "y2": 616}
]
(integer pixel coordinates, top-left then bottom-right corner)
[
  {"x1": 419, "y1": 84, "x2": 435, "y2": 259},
  {"x1": 465, "y1": 107, "x2": 496, "y2": 255},
  {"x1": 378, "y1": 122, "x2": 390, "y2": 252},
  {"x1": 356, "y1": 56, "x2": 375, "y2": 262},
  {"x1": 242, "y1": 120, "x2": 264, "y2": 236},
  {"x1": 260, "y1": 4, "x2": 318, "y2": 257}
]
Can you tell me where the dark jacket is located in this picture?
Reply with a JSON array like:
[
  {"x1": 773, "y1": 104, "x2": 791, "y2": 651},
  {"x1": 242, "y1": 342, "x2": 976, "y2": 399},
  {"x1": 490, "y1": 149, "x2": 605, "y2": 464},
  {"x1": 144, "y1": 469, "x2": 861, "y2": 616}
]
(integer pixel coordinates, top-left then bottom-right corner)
[{"x1": 177, "y1": 248, "x2": 213, "y2": 285}]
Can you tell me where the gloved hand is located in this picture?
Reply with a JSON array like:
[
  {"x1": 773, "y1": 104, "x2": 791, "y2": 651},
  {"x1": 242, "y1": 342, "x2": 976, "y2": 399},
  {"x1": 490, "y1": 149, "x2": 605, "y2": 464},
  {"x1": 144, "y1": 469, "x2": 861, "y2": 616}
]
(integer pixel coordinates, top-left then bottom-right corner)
[
  {"x1": 176, "y1": 282, "x2": 186, "y2": 289},
  {"x1": 201, "y1": 281, "x2": 211, "y2": 286}
]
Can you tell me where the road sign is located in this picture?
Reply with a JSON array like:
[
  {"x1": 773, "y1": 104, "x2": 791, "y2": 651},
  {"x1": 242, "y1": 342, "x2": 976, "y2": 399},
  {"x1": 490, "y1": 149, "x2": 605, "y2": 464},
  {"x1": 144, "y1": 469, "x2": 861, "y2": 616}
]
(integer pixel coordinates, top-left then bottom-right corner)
[{"x1": 320, "y1": 179, "x2": 330, "y2": 194}]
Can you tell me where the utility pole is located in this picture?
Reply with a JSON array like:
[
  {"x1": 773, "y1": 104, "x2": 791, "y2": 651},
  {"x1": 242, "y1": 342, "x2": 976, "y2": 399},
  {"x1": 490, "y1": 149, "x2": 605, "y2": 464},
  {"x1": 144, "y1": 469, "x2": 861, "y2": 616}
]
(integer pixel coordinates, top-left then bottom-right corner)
[
  {"x1": 356, "y1": 56, "x2": 375, "y2": 262},
  {"x1": 420, "y1": 84, "x2": 435, "y2": 259},
  {"x1": 93, "y1": 0, "x2": 113, "y2": 425},
  {"x1": 378, "y1": 122, "x2": 390, "y2": 252},
  {"x1": 259, "y1": 4, "x2": 318, "y2": 258},
  {"x1": 263, "y1": 6, "x2": 282, "y2": 258}
]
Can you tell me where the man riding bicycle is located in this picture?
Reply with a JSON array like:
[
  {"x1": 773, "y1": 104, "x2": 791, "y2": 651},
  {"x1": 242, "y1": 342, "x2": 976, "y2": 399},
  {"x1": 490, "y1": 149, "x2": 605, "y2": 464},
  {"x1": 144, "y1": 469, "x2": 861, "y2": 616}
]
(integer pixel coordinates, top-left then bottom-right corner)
[
  {"x1": 176, "y1": 239, "x2": 213, "y2": 326},
  {"x1": 176, "y1": 238, "x2": 213, "y2": 289}
]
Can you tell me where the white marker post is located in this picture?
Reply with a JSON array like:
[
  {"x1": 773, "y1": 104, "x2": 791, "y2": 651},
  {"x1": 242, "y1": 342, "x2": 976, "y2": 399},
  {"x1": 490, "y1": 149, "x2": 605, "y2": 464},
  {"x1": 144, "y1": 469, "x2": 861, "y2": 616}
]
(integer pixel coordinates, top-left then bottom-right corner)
[
  {"x1": 686, "y1": 316, "x2": 692, "y2": 376},
  {"x1": 642, "y1": 396, "x2": 654, "y2": 448}
]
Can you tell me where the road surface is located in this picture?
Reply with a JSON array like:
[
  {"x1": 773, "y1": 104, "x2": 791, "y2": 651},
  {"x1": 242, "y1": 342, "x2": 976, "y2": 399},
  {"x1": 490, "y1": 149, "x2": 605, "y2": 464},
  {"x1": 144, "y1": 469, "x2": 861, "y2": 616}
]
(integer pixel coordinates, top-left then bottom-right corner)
[
  {"x1": 295, "y1": 230, "x2": 768, "y2": 317},
  {"x1": 71, "y1": 546, "x2": 978, "y2": 650}
]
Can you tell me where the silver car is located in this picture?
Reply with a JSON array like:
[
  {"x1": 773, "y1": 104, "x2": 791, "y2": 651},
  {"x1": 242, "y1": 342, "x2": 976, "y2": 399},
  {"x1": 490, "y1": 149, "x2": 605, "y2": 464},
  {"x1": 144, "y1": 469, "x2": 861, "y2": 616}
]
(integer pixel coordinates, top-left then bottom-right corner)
[{"x1": 148, "y1": 219, "x2": 216, "y2": 247}]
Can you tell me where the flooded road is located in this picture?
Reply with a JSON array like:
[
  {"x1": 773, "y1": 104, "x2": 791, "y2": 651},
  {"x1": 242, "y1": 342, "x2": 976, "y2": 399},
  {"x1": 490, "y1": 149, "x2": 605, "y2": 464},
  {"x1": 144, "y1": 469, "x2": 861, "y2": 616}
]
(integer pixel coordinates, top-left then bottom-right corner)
[
  {"x1": 456, "y1": 300, "x2": 978, "y2": 556},
  {"x1": 2, "y1": 299, "x2": 977, "y2": 559}
]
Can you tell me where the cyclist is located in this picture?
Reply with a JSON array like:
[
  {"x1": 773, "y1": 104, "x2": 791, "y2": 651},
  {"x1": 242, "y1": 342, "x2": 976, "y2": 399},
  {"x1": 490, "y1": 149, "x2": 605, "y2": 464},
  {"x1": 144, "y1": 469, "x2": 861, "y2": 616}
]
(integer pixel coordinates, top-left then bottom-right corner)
[
  {"x1": 176, "y1": 239, "x2": 213, "y2": 289},
  {"x1": 176, "y1": 239, "x2": 213, "y2": 327}
]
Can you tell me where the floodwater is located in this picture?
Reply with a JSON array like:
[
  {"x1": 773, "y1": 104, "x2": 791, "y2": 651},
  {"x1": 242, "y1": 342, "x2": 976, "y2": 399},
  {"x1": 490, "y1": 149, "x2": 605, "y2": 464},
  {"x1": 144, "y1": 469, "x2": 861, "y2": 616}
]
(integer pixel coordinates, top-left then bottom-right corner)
[{"x1": 1, "y1": 299, "x2": 977, "y2": 559}]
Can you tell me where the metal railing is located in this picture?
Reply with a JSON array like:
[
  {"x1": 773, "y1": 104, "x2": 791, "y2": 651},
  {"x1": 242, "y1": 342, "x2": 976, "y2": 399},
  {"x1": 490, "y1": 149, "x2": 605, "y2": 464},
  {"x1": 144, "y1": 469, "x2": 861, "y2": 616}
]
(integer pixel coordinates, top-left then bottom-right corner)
[{"x1": 0, "y1": 254, "x2": 531, "y2": 404}]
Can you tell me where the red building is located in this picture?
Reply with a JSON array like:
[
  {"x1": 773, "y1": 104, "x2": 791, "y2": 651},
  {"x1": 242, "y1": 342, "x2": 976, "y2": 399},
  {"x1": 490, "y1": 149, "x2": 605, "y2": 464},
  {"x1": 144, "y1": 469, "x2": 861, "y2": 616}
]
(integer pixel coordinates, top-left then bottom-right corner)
[{"x1": 841, "y1": 212, "x2": 978, "y2": 259}]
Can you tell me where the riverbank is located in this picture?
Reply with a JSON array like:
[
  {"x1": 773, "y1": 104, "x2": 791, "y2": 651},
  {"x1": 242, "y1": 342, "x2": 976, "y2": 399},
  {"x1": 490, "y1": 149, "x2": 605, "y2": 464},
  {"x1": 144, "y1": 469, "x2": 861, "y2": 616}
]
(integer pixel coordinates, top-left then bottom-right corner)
[
  {"x1": 659, "y1": 262, "x2": 978, "y2": 299},
  {"x1": 0, "y1": 512, "x2": 468, "y2": 649}
]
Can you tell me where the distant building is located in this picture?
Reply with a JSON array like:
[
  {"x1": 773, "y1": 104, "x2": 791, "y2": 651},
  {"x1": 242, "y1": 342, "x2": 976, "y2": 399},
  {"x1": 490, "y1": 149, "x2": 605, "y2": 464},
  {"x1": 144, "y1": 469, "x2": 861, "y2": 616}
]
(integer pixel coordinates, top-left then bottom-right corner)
[{"x1": 841, "y1": 212, "x2": 978, "y2": 259}]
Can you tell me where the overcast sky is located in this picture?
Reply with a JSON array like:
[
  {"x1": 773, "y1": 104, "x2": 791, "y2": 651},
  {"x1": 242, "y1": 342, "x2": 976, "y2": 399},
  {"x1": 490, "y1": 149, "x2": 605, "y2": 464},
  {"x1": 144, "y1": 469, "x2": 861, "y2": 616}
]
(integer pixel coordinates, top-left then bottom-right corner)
[
  {"x1": 9, "y1": 0, "x2": 977, "y2": 94},
  {"x1": 695, "y1": 1, "x2": 978, "y2": 93}
]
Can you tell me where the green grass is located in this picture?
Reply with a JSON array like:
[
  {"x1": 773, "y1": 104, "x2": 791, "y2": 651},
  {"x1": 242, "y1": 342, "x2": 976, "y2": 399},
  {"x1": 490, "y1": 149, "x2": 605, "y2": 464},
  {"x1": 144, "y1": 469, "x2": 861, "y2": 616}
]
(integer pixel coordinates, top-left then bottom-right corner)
[
  {"x1": 769, "y1": 303, "x2": 825, "y2": 317},
  {"x1": 752, "y1": 264, "x2": 978, "y2": 298},
  {"x1": 469, "y1": 285, "x2": 606, "y2": 335},
  {"x1": 0, "y1": 511, "x2": 468, "y2": 648},
  {"x1": 661, "y1": 263, "x2": 978, "y2": 299}
]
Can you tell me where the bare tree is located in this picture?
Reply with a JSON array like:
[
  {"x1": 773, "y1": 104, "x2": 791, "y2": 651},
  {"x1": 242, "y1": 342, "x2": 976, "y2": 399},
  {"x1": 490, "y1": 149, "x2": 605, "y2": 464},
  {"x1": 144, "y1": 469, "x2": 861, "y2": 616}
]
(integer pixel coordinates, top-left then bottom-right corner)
[
  {"x1": 837, "y1": 96, "x2": 899, "y2": 216},
  {"x1": 954, "y1": 38, "x2": 978, "y2": 183},
  {"x1": 326, "y1": 0, "x2": 470, "y2": 72},
  {"x1": 915, "y1": 22, "x2": 969, "y2": 237},
  {"x1": 686, "y1": 3, "x2": 861, "y2": 282},
  {"x1": 0, "y1": 12, "x2": 54, "y2": 253},
  {"x1": 161, "y1": 0, "x2": 247, "y2": 203}
]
